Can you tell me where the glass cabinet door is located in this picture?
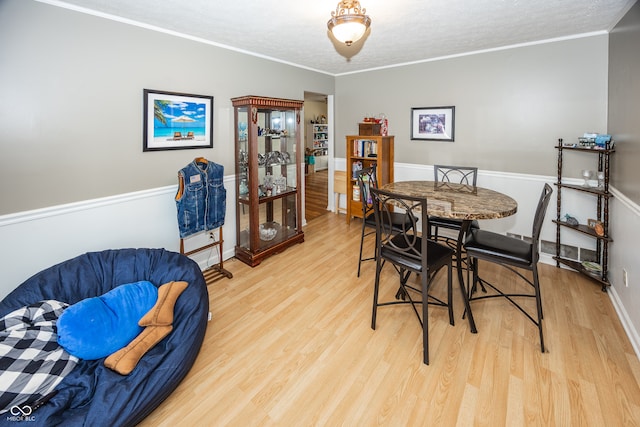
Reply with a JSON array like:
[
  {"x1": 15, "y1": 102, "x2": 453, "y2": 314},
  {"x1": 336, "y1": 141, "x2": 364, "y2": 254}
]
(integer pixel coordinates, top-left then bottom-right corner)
[{"x1": 236, "y1": 106, "x2": 251, "y2": 249}]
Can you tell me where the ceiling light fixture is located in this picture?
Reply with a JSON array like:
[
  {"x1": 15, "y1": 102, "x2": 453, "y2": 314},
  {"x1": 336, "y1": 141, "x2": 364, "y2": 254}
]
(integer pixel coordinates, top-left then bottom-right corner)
[{"x1": 327, "y1": 1, "x2": 371, "y2": 46}]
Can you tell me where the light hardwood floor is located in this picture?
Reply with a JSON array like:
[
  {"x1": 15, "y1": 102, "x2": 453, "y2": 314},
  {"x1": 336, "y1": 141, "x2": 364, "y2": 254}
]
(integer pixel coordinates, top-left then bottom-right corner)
[
  {"x1": 305, "y1": 169, "x2": 329, "y2": 222},
  {"x1": 140, "y1": 213, "x2": 640, "y2": 426}
]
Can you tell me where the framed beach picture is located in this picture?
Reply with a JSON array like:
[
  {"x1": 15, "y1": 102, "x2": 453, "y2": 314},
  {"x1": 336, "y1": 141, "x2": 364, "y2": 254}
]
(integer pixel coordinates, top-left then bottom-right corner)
[
  {"x1": 410, "y1": 106, "x2": 455, "y2": 141},
  {"x1": 143, "y1": 89, "x2": 213, "y2": 151}
]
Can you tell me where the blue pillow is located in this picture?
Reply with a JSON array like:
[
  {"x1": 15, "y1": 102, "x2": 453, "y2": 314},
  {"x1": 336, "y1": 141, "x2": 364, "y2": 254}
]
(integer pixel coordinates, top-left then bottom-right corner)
[{"x1": 57, "y1": 281, "x2": 158, "y2": 360}]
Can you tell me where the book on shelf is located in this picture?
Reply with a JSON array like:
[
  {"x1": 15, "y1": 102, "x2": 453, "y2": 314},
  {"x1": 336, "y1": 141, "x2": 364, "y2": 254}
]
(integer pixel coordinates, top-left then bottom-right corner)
[{"x1": 353, "y1": 139, "x2": 377, "y2": 157}]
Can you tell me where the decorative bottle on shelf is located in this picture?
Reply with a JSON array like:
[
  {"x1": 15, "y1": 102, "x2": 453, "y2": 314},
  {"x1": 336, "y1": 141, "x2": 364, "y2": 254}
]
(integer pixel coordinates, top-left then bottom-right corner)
[
  {"x1": 352, "y1": 161, "x2": 362, "y2": 179},
  {"x1": 380, "y1": 114, "x2": 388, "y2": 136}
]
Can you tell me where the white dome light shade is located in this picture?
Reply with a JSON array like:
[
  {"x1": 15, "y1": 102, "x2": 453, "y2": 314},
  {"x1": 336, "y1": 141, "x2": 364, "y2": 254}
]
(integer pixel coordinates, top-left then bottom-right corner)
[{"x1": 327, "y1": 1, "x2": 371, "y2": 46}]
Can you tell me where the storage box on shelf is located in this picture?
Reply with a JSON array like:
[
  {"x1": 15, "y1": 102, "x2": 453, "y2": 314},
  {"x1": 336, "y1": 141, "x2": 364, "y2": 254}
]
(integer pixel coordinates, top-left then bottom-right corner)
[
  {"x1": 553, "y1": 137, "x2": 614, "y2": 291},
  {"x1": 358, "y1": 122, "x2": 381, "y2": 136},
  {"x1": 232, "y1": 95, "x2": 304, "y2": 267},
  {"x1": 345, "y1": 134, "x2": 394, "y2": 224}
]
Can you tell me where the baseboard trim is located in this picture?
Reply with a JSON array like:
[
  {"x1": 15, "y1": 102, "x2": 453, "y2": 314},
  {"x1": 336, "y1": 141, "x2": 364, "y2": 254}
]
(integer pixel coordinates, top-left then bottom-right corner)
[{"x1": 608, "y1": 285, "x2": 640, "y2": 359}]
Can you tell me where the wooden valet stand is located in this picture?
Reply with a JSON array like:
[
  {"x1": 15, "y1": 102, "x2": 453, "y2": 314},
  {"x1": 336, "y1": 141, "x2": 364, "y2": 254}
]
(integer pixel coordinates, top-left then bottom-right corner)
[{"x1": 180, "y1": 227, "x2": 233, "y2": 284}]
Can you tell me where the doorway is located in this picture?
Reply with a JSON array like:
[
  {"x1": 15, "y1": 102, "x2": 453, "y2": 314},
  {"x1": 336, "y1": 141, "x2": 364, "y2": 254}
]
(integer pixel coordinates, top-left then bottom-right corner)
[{"x1": 303, "y1": 92, "x2": 331, "y2": 222}]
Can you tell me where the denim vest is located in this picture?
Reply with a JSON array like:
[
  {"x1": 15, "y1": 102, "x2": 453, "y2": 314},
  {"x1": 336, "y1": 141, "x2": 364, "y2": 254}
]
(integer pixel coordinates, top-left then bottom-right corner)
[{"x1": 175, "y1": 159, "x2": 226, "y2": 238}]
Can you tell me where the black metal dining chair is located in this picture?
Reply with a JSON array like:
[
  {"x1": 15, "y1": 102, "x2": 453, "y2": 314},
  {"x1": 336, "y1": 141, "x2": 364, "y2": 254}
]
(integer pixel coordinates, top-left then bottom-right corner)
[
  {"x1": 369, "y1": 187, "x2": 455, "y2": 365},
  {"x1": 464, "y1": 183, "x2": 553, "y2": 352},
  {"x1": 355, "y1": 165, "x2": 412, "y2": 277},
  {"x1": 429, "y1": 165, "x2": 480, "y2": 245}
]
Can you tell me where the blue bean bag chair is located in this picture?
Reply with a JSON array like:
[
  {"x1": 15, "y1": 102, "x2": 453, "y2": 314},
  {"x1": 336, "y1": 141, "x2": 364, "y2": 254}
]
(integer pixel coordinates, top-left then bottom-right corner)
[{"x1": 0, "y1": 248, "x2": 208, "y2": 427}]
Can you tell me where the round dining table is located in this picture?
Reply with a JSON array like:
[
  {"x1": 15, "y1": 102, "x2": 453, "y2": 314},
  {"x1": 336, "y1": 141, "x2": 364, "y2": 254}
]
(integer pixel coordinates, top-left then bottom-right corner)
[{"x1": 380, "y1": 180, "x2": 518, "y2": 333}]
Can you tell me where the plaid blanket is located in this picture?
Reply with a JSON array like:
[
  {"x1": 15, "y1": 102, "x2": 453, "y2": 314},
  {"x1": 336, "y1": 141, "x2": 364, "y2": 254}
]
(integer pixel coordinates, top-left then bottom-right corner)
[{"x1": 0, "y1": 300, "x2": 78, "y2": 414}]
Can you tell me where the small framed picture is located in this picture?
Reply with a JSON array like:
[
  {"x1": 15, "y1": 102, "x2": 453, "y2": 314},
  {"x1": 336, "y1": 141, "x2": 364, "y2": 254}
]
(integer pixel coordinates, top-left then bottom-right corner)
[
  {"x1": 411, "y1": 106, "x2": 455, "y2": 141},
  {"x1": 587, "y1": 218, "x2": 605, "y2": 236},
  {"x1": 143, "y1": 89, "x2": 214, "y2": 151}
]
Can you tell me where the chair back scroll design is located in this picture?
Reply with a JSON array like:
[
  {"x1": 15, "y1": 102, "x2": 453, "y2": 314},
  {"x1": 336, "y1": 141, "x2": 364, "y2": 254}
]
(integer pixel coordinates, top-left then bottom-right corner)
[
  {"x1": 356, "y1": 165, "x2": 378, "y2": 216},
  {"x1": 434, "y1": 165, "x2": 478, "y2": 186},
  {"x1": 429, "y1": 165, "x2": 480, "y2": 247},
  {"x1": 372, "y1": 191, "x2": 425, "y2": 266}
]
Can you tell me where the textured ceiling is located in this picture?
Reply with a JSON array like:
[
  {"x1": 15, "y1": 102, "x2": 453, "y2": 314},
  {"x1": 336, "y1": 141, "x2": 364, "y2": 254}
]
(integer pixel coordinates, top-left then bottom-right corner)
[{"x1": 44, "y1": 0, "x2": 636, "y2": 75}]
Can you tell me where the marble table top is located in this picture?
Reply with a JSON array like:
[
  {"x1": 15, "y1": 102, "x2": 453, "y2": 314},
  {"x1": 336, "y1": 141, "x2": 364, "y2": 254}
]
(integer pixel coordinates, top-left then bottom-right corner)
[{"x1": 381, "y1": 180, "x2": 518, "y2": 220}]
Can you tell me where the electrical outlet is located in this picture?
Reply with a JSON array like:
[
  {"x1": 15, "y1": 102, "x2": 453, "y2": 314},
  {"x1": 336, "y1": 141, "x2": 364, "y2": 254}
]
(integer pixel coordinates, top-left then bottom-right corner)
[{"x1": 623, "y1": 269, "x2": 629, "y2": 287}]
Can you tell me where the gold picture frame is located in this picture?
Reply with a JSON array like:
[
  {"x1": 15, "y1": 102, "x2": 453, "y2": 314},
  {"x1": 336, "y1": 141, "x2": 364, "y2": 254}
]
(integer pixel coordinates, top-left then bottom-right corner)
[{"x1": 587, "y1": 218, "x2": 605, "y2": 236}]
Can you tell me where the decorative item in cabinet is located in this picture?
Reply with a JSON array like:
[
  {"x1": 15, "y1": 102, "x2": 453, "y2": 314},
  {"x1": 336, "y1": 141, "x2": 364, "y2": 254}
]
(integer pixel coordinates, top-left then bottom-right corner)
[
  {"x1": 553, "y1": 137, "x2": 614, "y2": 291},
  {"x1": 345, "y1": 134, "x2": 394, "y2": 224},
  {"x1": 232, "y1": 95, "x2": 304, "y2": 267}
]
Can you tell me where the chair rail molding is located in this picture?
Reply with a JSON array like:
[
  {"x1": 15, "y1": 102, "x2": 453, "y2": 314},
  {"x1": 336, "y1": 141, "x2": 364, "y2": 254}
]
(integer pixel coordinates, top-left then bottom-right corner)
[{"x1": 0, "y1": 177, "x2": 237, "y2": 300}]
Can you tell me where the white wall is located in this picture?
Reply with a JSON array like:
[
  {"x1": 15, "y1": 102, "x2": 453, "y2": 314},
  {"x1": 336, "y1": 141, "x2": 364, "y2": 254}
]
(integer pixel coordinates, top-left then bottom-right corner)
[
  {"x1": 605, "y1": 1, "x2": 640, "y2": 357},
  {"x1": 608, "y1": 0, "x2": 640, "y2": 205},
  {"x1": 0, "y1": 0, "x2": 334, "y2": 215},
  {"x1": 608, "y1": 192, "x2": 640, "y2": 356},
  {"x1": 334, "y1": 35, "x2": 609, "y2": 179},
  {"x1": 0, "y1": 176, "x2": 237, "y2": 300}
]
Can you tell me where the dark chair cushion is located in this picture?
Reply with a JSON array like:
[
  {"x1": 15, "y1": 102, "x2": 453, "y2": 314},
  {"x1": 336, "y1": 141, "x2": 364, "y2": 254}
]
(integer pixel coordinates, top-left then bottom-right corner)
[
  {"x1": 364, "y1": 212, "x2": 376, "y2": 227},
  {"x1": 464, "y1": 229, "x2": 532, "y2": 268},
  {"x1": 364, "y1": 212, "x2": 414, "y2": 231},
  {"x1": 429, "y1": 216, "x2": 479, "y2": 231},
  {"x1": 381, "y1": 235, "x2": 454, "y2": 272}
]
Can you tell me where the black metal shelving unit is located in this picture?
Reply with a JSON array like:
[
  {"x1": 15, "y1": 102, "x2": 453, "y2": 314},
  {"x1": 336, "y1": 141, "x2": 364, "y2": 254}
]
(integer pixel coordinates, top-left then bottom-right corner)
[{"x1": 554, "y1": 138, "x2": 614, "y2": 291}]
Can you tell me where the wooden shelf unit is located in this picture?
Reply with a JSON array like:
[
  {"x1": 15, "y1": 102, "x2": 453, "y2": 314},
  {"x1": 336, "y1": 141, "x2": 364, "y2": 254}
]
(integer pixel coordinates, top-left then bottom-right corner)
[{"x1": 345, "y1": 135, "x2": 394, "y2": 224}]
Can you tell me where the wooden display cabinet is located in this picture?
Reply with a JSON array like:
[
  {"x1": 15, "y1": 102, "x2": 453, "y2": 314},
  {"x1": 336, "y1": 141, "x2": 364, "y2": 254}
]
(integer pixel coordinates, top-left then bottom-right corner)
[
  {"x1": 345, "y1": 135, "x2": 394, "y2": 224},
  {"x1": 232, "y1": 96, "x2": 304, "y2": 266}
]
